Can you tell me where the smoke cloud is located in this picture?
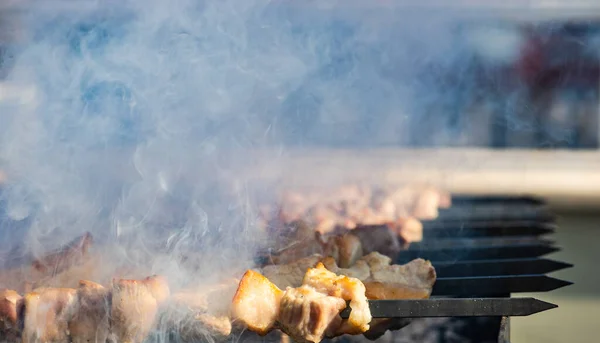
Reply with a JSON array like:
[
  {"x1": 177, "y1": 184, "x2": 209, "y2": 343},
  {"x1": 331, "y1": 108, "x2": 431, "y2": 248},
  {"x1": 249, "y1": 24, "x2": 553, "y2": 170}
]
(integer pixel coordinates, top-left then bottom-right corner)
[{"x1": 0, "y1": 1, "x2": 521, "y2": 286}]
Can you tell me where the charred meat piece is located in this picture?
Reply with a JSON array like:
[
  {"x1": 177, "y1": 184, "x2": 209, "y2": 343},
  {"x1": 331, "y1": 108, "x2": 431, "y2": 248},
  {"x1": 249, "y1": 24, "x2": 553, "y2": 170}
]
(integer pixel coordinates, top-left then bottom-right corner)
[
  {"x1": 319, "y1": 257, "x2": 371, "y2": 281},
  {"x1": 191, "y1": 314, "x2": 232, "y2": 340},
  {"x1": 361, "y1": 252, "x2": 436, "y2": 300},
  {"x1": 361, "y1": 253, "x2": 435, "y2": 340},
  {"x1": 0, "y1": 289, "x2": 23, "y2": 341},
  {"x1": 321, "y1": 233, "x2": 363, "y2": 269},
  {"x1": 319, "y1": 252, "x2": 436, "y2": 300},
  {"x1": 350, "y1": 225, "x2": 402, "y2": 260},
  {"x1": 278, "y1": 285, "x2": 346, "y2": 343},
  {"x1": 22, "y1": 287, "x2": 77, "y2": 343},
  {"x1": 351, "y1": 217, "x2": 423, "y2": 257},
  {"x1": 261, "y1": 184, "x2": 450, "y2": 238},
  {"x1": 391, "y1": 217, "x2": 423, "y2": 247},
  {"x1": 263, "y1": 252, "x2": 436, "y2": 303},
  {"x1": 166, "y1": 278, "x2": 239, "y2": 341},
  {"x1": 231, "y1": 270, "x2": 283, "y2": 335},
  {"x1": 68, "y1": 280, "x2": 110, "y2": 343},
  {"x1": 171, "y1": 277, "x2": 239, "y2": 317},
  {"x1": 232, "y1": 266, "x2": 372, "y2": 342},
  {"x1": 0, "y1": 233, "x2": 94, "y2": 293},
  {"x1": 164, "y1": 306, "x2": 233, "y2": 343},
  {"x1": 262, "y1": 255, "x2": 322, "y2": 290},
  {"x1": 110, "y1": 275, "x2": 170, "y2": 343},
  {"x1": 321, "y1": 253, "x2": 436, "y2": 340},
  {"x1": 302, "y1": 263, "x2": 371, "y2": 334},
  {"x1": 263, "y1": 226, "x2": 363, "y2": 269},
  {"x1": 31, "y1": 232, "x2": 93, "y2": 274}
]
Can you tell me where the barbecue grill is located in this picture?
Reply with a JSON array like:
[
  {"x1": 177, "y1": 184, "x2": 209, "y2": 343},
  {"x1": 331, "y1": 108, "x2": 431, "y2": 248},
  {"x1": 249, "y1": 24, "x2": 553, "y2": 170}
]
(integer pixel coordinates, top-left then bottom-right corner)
[
  {"x1": 332, "y1": 194, "x2": 572, "y2": 343},
  {"x1": 240, "y1": 193, "x2": 573, "y2": 343}
]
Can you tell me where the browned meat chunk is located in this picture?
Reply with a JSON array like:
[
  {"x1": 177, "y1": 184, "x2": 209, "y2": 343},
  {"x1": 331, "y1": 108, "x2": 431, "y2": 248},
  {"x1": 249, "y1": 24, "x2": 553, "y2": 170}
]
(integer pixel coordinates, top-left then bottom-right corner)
[
  {"x1": 0, "y1": 233, "x2": 94, "y2": 293},
  {"x1": 319, "y1": 257, "x2": 371, "y2": 281},
  {"x1": 262, "y1": 255, "x2": 322, "y2": 289},
  {"x1": 277, "y1": 285, "x2": 346, "y2": 343},
  {"x1": 110, "y1": 275, "x2": 170, "y2": 343},
  {"x1": 22, "y1": 287, "x2": 77, "y2": 343},
  {"x1": 262, "y1": 252, "x2": 436, "y2": 302},
  {"x1": 361, "y1": 253, "x2": 436, "y2": 300},
  {"x1": 322, "y1": 233, "x2": 363, "y2": 268},
  {"x1": 0, "y1": 289, "x2": 23, "y2": 341},
  {"x1": 322, "y1": 253, "x2": 436, "y2": 340},
  {"x1": 264, "y1": 222, "x2": 362, "y2": 268},
  {"x1": 166, "y1": 278, "x2": 239, "y2": 341},
  {"x1": 67, "y1": 280, "x2": 110, "y2": 343},
  {"x1": 302, "y1": 263, "x2": 371, "y2": 334},
  {"x1": 261, "y1": 184, "x2": 450, "y2": 241},
  {"x1": 231, "y1": 270, "x2": 283, "y2": 335},
  {"x1": 232, "y1": 265, "x2": 372, "y2": 342},
  {"x1": 31, "y1": 232, "x2": 93, "y2": 274},
  {"x1": 350, "y1": 225, "x2": 402, "y2": 259}
]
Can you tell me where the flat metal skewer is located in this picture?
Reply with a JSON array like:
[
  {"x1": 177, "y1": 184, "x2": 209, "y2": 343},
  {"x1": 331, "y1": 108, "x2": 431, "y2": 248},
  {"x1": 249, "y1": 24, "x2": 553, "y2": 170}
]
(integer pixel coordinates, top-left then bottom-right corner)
[
  {"x1": 397, "y1": 244, "x2": 560, "y2": 262},
  {"x1": 423, "y1": 220, "x2": 556, "y2": 232},
  {"x1": 435, "y1": 207, "x2": 552, "y2": 222},
  {"x1": 339, "y1": 298, "x2": 557, "y2": 319},
  {"x1": 422, "y1": 222, "x2": 555, "y2": 238},
  {"x1": 409, "y1": 237, "x2": 554, "y2": 250},
  {"x1": 433, "y1": 258, "x2": 573, "y2": 277},
  {"x1": 432, "y1": 275, "x2": 573, "y2": 296},
  {"x1": 449, "y1": 195, "x2": 545, "y2": 205}
]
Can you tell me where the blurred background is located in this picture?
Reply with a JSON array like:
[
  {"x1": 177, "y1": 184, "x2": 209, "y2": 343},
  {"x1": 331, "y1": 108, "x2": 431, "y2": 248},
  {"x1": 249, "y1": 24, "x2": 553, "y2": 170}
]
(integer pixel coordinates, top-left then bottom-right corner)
[{"x1": 1, "y1": 1, "x2": 599, "y2": 342}]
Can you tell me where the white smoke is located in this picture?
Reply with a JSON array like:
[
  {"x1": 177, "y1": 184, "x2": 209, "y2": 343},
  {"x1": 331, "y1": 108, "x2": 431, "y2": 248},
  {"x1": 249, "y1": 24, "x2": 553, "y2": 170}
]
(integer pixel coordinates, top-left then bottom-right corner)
[{"x1": 0, "y1": 1, "x2": 522, "y2": 285}]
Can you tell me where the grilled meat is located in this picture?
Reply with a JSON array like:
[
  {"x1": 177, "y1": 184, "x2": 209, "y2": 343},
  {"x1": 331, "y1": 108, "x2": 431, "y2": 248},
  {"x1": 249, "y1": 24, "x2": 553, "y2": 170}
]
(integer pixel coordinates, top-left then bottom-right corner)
[
  {"x1": 264, "y1": 221, "x2": 362, "y2": 268},
  {"x1": 31, "y1": 233, "x2": 93, "y2": 274},
  {"x1": 302, "y1": 263, "x2": 371, "y2": 334},
  {"x1": 322, "y1": 253, "x2": 436, "y2": 340},
  {"x1": 259, "y1": 252, "x2": 436, "y2": 301},
  {"x1": 261, "y1": 184, "x2": 450, "y2": 238},
  {"x1": 231, "y1": 270, "x2": 283, "y2": 335},
  {"x1": 0, "y1": 233, "x2": 93, "y2": 293},
  {"x1": 350, "y1": 225, "x2": 403, "y2": 259},
  {"x1": 361, "y1": 253, "x2": 436, "y2": 300},
  {"x1": 165, "y1": 278, "x2": 239, "y2": 341},
  {"x1": 323, "y1": 233, "x2": 363, "y2": 269},
  {"x1": 232, "y1": 264, "x2": 372, "y2": 342},
  {"x1": 22, "y1": 287, "x2": 77, "y2": 343},
  {"x1": 110, "y1": 275, "x2": 170, "y2": 343},
  {"x1": 68, "y1": 280, "x2": 110, "y2": 343},
  {"x1": 262, "y1": 254, "x2": 323, "y2": 290},
  {"x1": 319, "y1": 257, "x2": 371, "y2": 280},
  {"x1": 0, "y1": 289, "x2": 22, "y2": 342},
  {"x1": 0, "y1": 254, "x2": 435, "y2": 343},
  {"x1": 278, "y1": 285, "x2": 346, "y2": 343}
]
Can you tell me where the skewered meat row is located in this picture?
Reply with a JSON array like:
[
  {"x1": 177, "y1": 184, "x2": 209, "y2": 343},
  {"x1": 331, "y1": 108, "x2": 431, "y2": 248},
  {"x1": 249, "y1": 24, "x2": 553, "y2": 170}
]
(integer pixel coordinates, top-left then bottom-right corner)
[
  {"x1": 259, "y1": 184, "x2": 449, "y2": 258},
  {"x1": 259, "y1": 183, "x2": 450, "y2": 234},
  {"x1": 0, "y1": 247, "x2": 435, "y2": 343},
  {"x1": 0, "y1": 233, "x2": 93, "y2": 293},
  {"x1": 262, "y1": 252, "x2": 436, "y2": 300},
  {"x1": 0, "y1": 254, "x2": 434, "y2": 343},
  {"x1": 1, "y1": 276, "x2": 170, "y2": 343},
  {"x1": 259, "y1": 220, "x2": 416, "y2": 272},
  {"x1": 232, "y1": 253, "x2": 436, "y2": 343},
  {"x1": 260, "y1": 221, "x2": 364, "y2": 267},
  {"x1": 231, "y1": 264, "x2": 372, "y2": 343},
  {"x1": 0, "y1": 200, "x2": 439, "y2": 343}
]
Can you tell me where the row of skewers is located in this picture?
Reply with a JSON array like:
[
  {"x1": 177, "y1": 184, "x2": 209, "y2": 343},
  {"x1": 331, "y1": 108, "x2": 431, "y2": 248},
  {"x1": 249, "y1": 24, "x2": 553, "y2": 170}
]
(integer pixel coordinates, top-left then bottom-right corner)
[{"x1": 0, "y1": 183, "x2": 450, "y2": 343}]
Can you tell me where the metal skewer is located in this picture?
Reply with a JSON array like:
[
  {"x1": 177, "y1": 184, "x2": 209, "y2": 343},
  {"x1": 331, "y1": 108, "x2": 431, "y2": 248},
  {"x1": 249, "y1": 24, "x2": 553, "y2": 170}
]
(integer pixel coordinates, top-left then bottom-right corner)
[{"x1": 339, "y1": 297, "x2": 558, "y2": 319}]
